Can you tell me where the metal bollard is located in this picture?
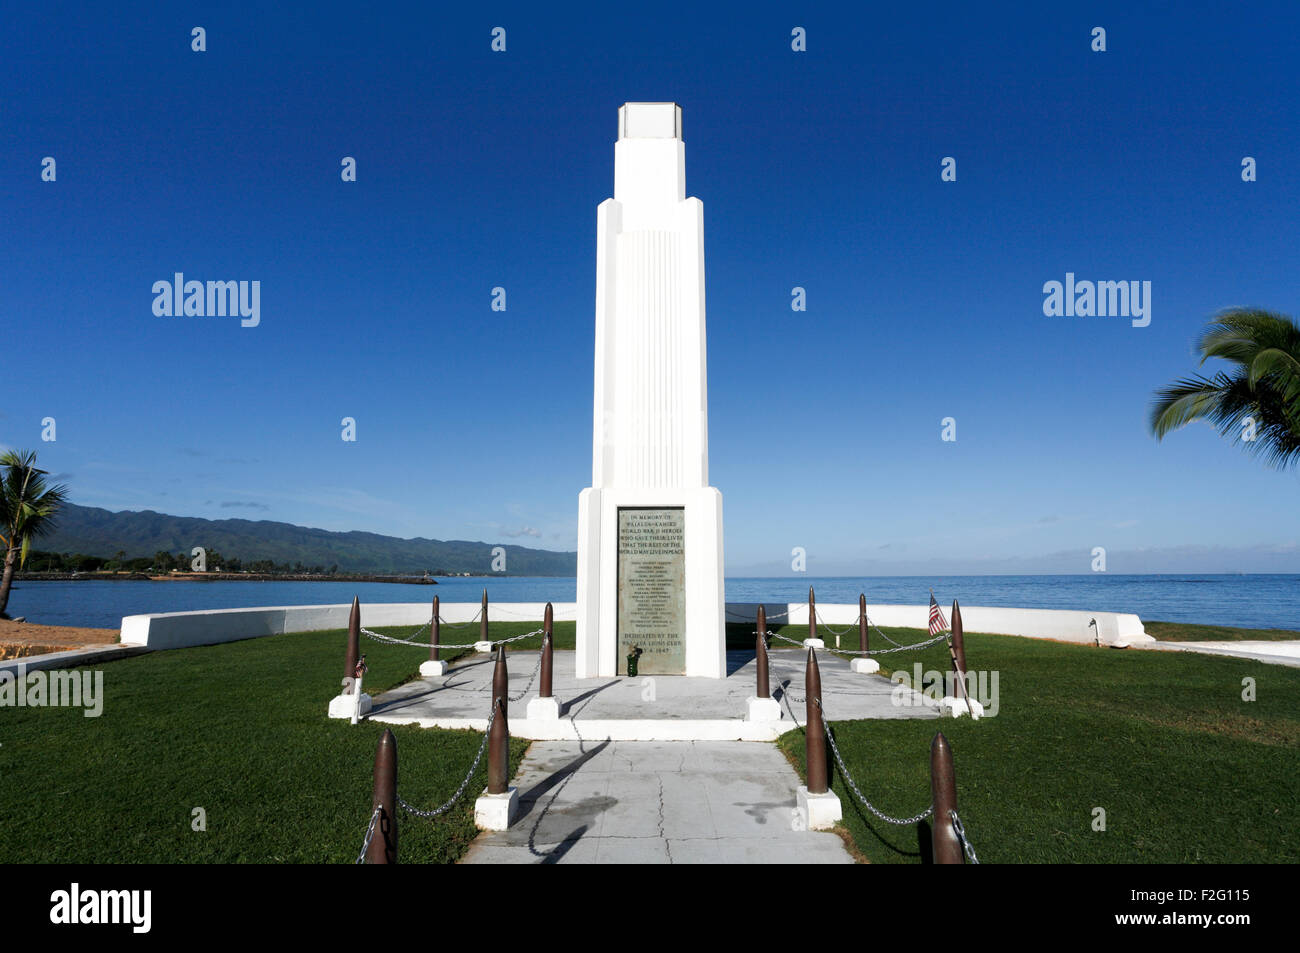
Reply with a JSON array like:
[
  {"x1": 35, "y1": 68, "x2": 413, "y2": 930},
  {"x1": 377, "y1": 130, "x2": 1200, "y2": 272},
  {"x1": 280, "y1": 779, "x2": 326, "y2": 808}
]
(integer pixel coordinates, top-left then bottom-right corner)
[
  {"x1": 808, "y1": 586, "x2": 817, "y2": 643},
  {"x1": 480, "y1": 588, "x2": 489, "y2": 645},
  {"x1": 492, "y1": 644, "x2": 508, "y2": 706},
  {"x1": 344, "y1": 596, "x2": 360, "y2": 692},
  {"x1": 430, "y1": 595, "x2": 440, "y2": 662},
  {"x1": 805, "y1": 647, "x2": 828, "y2": 794},
  {"x1": 540, "y1": 602, "x2": 553, "y2": 699},
  {"x1": 367, "y1": 728, "x2": 398, "y2": 864},
  {"x1": 756, "y1": 606, "x2": 769, "y2": 700},
  {"x1": 858, "y1": 593, "x2": 869, "y2": 653},
  {"x1": 951, "y1": 599, "x2": 968, "y2": 675},
  {"x1": 930, "y1": 732, "x2": 962, "y2": 864},
  {"x1": 487, "y1": 697, "x2": 509, "y2": 795}
]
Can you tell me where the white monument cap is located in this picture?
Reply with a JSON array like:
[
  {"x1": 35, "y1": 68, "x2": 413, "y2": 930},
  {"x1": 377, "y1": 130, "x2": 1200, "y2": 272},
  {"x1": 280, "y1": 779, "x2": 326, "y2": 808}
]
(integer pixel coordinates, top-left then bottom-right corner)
[{"x1": 618, "y1": 102, "x2": 682, "y2": 140}]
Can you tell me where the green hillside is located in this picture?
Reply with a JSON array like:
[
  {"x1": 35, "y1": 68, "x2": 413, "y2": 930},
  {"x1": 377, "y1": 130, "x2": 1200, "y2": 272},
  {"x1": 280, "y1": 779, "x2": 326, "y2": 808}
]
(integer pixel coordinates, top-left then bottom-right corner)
[{"x1": 34, "y1": 503, "x2": 577, "y2": 576}]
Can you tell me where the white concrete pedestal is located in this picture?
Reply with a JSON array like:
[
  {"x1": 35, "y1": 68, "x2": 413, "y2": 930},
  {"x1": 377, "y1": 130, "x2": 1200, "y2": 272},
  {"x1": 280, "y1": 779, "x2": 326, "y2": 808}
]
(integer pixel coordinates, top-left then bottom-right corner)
[
  {"x1": 328, "y1": 693, "x2": 371, "y2": 720},
  {"x1": 474, "y1": 641, "x2": 494, "y2": 654},
  {"x1": 419, "y1": 660, "x2": 449, "y2": 677},
  {"x1": 526, "y1": 696, "x2": 561, "y2": 720},
  {"x1": 850, "y1": 658, "x2": 880, "y2": 674},
  {"x1": 796, "y1": 785, "x2": 842, "y2": 831},
  {"x1": 940, "y1": 696, "x2": 985, "y2": 719},
  {"x1": 745, "y1": 696, "x2": 782, "y2": 722},
  {"x1": 804, "y1": 639, "x2": 825, "y2": 650},
  {"x1": 474, "y1": 787, "x2": 519, "y2": 830}
]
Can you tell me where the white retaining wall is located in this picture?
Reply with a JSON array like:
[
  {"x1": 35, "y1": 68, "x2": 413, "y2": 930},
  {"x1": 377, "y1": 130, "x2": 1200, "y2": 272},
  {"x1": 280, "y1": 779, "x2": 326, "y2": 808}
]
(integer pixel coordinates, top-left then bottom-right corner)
[{"x1": 119, "y1": 600, "x2": 1150, "y2": 650}]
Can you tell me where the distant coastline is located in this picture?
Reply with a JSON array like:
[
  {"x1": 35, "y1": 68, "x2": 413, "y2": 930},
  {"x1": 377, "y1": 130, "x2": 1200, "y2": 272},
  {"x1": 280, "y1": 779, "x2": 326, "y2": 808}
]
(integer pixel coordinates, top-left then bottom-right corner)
[{"x1": 15, "y1": 572, "x2": 440, "y2": 585}]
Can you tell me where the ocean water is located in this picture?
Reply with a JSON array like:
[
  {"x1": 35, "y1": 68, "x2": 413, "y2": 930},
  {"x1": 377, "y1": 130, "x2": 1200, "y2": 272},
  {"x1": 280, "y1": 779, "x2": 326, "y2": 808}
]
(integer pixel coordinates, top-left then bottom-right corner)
[{"x1": 6, "y1": 574, "x2": 1298, "y2": 632}]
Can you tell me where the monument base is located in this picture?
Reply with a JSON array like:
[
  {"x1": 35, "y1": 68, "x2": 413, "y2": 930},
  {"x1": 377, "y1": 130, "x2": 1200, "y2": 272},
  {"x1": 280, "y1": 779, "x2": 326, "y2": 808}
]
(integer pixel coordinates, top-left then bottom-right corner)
[
  {"x1": 526, "y1": 696, "x2": 562, "y2": 720},
  {"x1": 940, "y1": 696, "x2": 985, "y2": 719},
  {"x1": 419, "y1": 660, "x2": 449, "y2": 677},
  {"x1": 850, "y1": 658, "x2": 881, "y2": 674},
  {"x1": 328, "y1": 693, "x2": 372, "y2": 720},
  {"x1": 474, "y1": 787, "x2": 519, "y2": 831},
  {"x1": 796, "y1": 786, "x2": 842, "y2": 831},
  {"x1": 745, "y1": 696, "x2": 782, "y2": 722}
]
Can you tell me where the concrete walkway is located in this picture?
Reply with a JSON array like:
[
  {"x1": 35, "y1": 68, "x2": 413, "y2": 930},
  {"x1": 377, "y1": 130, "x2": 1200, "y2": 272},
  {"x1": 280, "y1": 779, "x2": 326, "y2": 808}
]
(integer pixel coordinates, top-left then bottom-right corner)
[
  {"x1": 1137, "y1": 639, "x2": 1300, "y2": 668},
  {"x1": 461, "y1": 739, "x2": 855, "y2": 864},
  {"x1": 371, "y1": 649, "x2": 938, "y2": 741}
]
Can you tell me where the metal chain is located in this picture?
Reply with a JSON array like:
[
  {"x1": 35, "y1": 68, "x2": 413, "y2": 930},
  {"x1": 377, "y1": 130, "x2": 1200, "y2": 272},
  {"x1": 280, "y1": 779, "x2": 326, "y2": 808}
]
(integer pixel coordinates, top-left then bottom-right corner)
[
  {"x1": 815, "y1": 699, "x2": 934, "y2": 826},
  {"x1": 812, "y1": 608, "x2": 856, "y2": 638},
  {"x1": 396, "y1": 706, "x2": 498, "y2": 819},
  {"x1": 436, "y1": 607, "x2": 483, "y2": 629},
  {"x1": 950, "y1": 810, "x2": 980, "y2": 864},
  {"x1": 359, "y1": 622, "x2": 430, "y2": 646},
  {"x1": 355, "y1": 806, "x2": 382, "y2": 864},
  {"x1": 360, "y1": 624, "x2": 542, "y2": 649},
  {"x1": 763, "y1": 629, "x2": 949, "y2": 657},
  {"x1": 508, "y1": 639, "x2": 547, "y2": 702}
]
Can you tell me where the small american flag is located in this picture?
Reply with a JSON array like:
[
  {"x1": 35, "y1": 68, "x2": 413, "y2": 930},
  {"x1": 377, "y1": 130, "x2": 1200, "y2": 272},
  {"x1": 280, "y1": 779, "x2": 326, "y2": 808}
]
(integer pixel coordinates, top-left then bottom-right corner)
[{"x1": 928, "y1": 591, "x2": 949, "y2": 636}]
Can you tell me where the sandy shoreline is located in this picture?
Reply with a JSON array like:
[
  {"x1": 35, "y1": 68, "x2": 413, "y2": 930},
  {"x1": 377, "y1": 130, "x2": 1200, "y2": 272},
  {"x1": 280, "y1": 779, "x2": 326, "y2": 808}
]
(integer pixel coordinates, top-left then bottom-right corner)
[{"x1": 0, "y1": 619, "x2": 119, "y2": 660}]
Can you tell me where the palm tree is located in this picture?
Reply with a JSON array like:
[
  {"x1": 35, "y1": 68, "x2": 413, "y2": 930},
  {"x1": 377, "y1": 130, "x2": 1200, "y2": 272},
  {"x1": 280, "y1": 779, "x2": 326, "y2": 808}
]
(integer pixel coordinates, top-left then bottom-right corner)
[
  {"x1": 0, "y1": 450, "x2": 70, "y2": 618},
  {"x1": 1150, "y1": 308, "x2": 1300, "y2": 469}
]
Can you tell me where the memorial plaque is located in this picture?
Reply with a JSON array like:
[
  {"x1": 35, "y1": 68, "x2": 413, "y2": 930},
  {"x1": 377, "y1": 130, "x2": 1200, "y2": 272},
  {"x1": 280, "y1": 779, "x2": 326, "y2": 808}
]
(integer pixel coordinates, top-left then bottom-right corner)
[{"x1": 617, "y1": 507, "x2": 686, "y2": 675}]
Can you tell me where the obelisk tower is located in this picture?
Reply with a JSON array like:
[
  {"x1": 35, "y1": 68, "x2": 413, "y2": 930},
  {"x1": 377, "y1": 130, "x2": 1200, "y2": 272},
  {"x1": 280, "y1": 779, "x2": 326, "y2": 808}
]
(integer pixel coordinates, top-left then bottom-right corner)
[{"x1": 575, "y1": 102, "x2": 725, "y2": 679}]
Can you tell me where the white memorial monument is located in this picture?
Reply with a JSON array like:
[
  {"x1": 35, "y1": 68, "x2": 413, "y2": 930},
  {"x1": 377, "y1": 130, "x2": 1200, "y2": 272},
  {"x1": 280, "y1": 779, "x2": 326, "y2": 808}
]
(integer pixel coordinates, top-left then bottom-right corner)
[{"x1": 575, "y1": 103, "x2": 726, "y2": 679}]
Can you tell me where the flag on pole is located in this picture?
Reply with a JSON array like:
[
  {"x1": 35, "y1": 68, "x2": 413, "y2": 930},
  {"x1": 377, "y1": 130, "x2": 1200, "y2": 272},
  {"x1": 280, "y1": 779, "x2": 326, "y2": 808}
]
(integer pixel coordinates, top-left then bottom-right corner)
[{"x1": 928, "y1": 590, "x2": 949, "y2": 636}]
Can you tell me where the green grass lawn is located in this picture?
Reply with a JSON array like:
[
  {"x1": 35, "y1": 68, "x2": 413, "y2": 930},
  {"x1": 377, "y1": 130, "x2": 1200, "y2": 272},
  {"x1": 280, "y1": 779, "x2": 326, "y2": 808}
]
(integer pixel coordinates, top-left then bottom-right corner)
[
  {"x1": 773, "y1": 625, "x2": 1300, "y2": 863},
  {"x1": 1144, "y1": 620, "x2": 1300, "y2": 642},
  {"x1": 0, "y1": 622, "x2": 546, "y2": 863}
]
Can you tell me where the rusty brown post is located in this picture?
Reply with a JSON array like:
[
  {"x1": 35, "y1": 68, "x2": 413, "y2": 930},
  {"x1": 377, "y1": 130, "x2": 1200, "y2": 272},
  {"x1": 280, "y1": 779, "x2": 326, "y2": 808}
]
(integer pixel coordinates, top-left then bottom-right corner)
[
  {"x1": 858, "y1": 593, "x2": 869, "y2": 653},
  {"x1": 344, "y1": 596, "x2": 360, "y2": 688},
  {"x1": 930, "y1": 732, "x2": 962, "y2": 864},
  {"x1": 756, "y1": 606, "x2": 769, "y2": 699},
  {"x1": 430, "y1": 595, "x2": 440, "y2": 662},
  {"x1": 492, "y1": 644, "x2": 508, "y2": 706},
  {"x1": 808, "y1": 586, "x2": 817, "y2": 643},
  {"x1": 480, "y1": 588, "x2": 489, "y2": 644},
  {"x1": 487, "y1": 696, "x2": 509, "y2": 795},
  {"x1": 539, "y1": 602, "x2": 553, "y2": 698},
  {"x1": 367, "y1": 728, "x2": 398, "y2": 864},
  {"x1": 951, "y1": 599, "x2": 968, "y2": 674},
  {"x1": 805, "y1": 648, "x2": 828, "y2": 794}
]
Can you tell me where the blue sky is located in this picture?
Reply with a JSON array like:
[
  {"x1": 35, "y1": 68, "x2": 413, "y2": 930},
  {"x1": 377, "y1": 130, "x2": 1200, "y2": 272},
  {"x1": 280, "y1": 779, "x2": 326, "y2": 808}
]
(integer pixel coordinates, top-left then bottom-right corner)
[{"x1": 3, "y1": 1, "x2": 1299, "y2": 574}]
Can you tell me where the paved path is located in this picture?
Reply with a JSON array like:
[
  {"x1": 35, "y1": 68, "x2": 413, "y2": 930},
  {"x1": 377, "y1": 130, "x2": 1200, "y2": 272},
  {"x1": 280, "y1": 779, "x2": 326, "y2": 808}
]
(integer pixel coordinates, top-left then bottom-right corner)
[
  {"x1": 461, "y1": 739, "x2": 855, "y2": 864},
  {"x1": 372, "y1": 649, "x2": 937, "y2": 740},
  {"x1": 1137, "y1": 639, "x2": 1300, "y2": 668}
]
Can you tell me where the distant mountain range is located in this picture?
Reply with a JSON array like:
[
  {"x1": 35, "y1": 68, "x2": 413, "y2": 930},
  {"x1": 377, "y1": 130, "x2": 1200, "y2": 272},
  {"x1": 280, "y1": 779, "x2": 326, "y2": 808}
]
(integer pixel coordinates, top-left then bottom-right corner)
[{"x1": 36, "y1": 503, "x2": 577, "y2": 576}]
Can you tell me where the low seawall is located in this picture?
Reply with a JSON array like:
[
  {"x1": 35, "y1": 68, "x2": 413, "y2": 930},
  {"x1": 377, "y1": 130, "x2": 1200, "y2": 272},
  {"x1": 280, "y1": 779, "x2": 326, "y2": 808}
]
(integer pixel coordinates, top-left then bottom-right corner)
[{"x1": 119, "y1": 601, "x2": 1150, "y2": 651}]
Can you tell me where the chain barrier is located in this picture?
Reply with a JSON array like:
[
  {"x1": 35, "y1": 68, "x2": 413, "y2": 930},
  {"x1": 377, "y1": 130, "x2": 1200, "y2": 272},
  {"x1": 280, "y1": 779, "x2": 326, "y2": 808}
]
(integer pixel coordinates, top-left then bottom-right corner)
[
  {"x1": 355, "y1": 806, "x2": 382, "y2": 864},
  {"x1": 762, "y1": 628, "x2": 949, "y2": 657},
  {"x1": 395, "y1": 705, "x2": 498, "y2": 819},
  {"x1": 436, "y1": 608, "x2": 484, "y2": 629},
  {"x1": 812, "y1": 608, "x2": 856, "y2": 639},
  {"x1": 360, "y1": 624, "x2": 543, "y2": 650},
  {"x1": 508, "y1": 639, "x2": 546, "y2": 702},
  {"x1": 359, "y1": 622, "x2": 430, "y2": 647},
  {"x1": 814, "y1": 698, "x2": 934, "y2": 826},
  {"x1": 950, "y1": 810, "x2": 981, "y2": 864}
]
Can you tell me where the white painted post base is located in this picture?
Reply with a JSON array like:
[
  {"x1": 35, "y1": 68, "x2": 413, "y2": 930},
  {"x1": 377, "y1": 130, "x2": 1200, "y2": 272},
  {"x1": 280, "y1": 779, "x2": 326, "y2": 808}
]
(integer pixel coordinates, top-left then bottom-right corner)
[
  {"x1": 745, "y1": 696, "x2": 782, "y2": 722},
  {"x1": 796, "y1": 785, "x2": 842, "y2": 831},
  {"x1": 328, "y1": 693, "x2": 371, "y2": 720},
  {"x1": 803, "y1": 639, "x2": 825, "y2": 650},
  {"x1": 526, "y1": 696, "x2": 561, "y2": 720},
  {"x1": 419, "y1": 660, "x2": 449, "y2": 677},
  {"x1": 474, "y1": 787, "x2": 519, "y2": 831},
  {"x1": 474, "y1": 641, "x2": 494, "y2": 653},
  {"x1": 850, "y1": 658, "x2": 881, "y2": 674},
  {"x1": 940, "y1": 696, "x2": 985, "y2": 719}
]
